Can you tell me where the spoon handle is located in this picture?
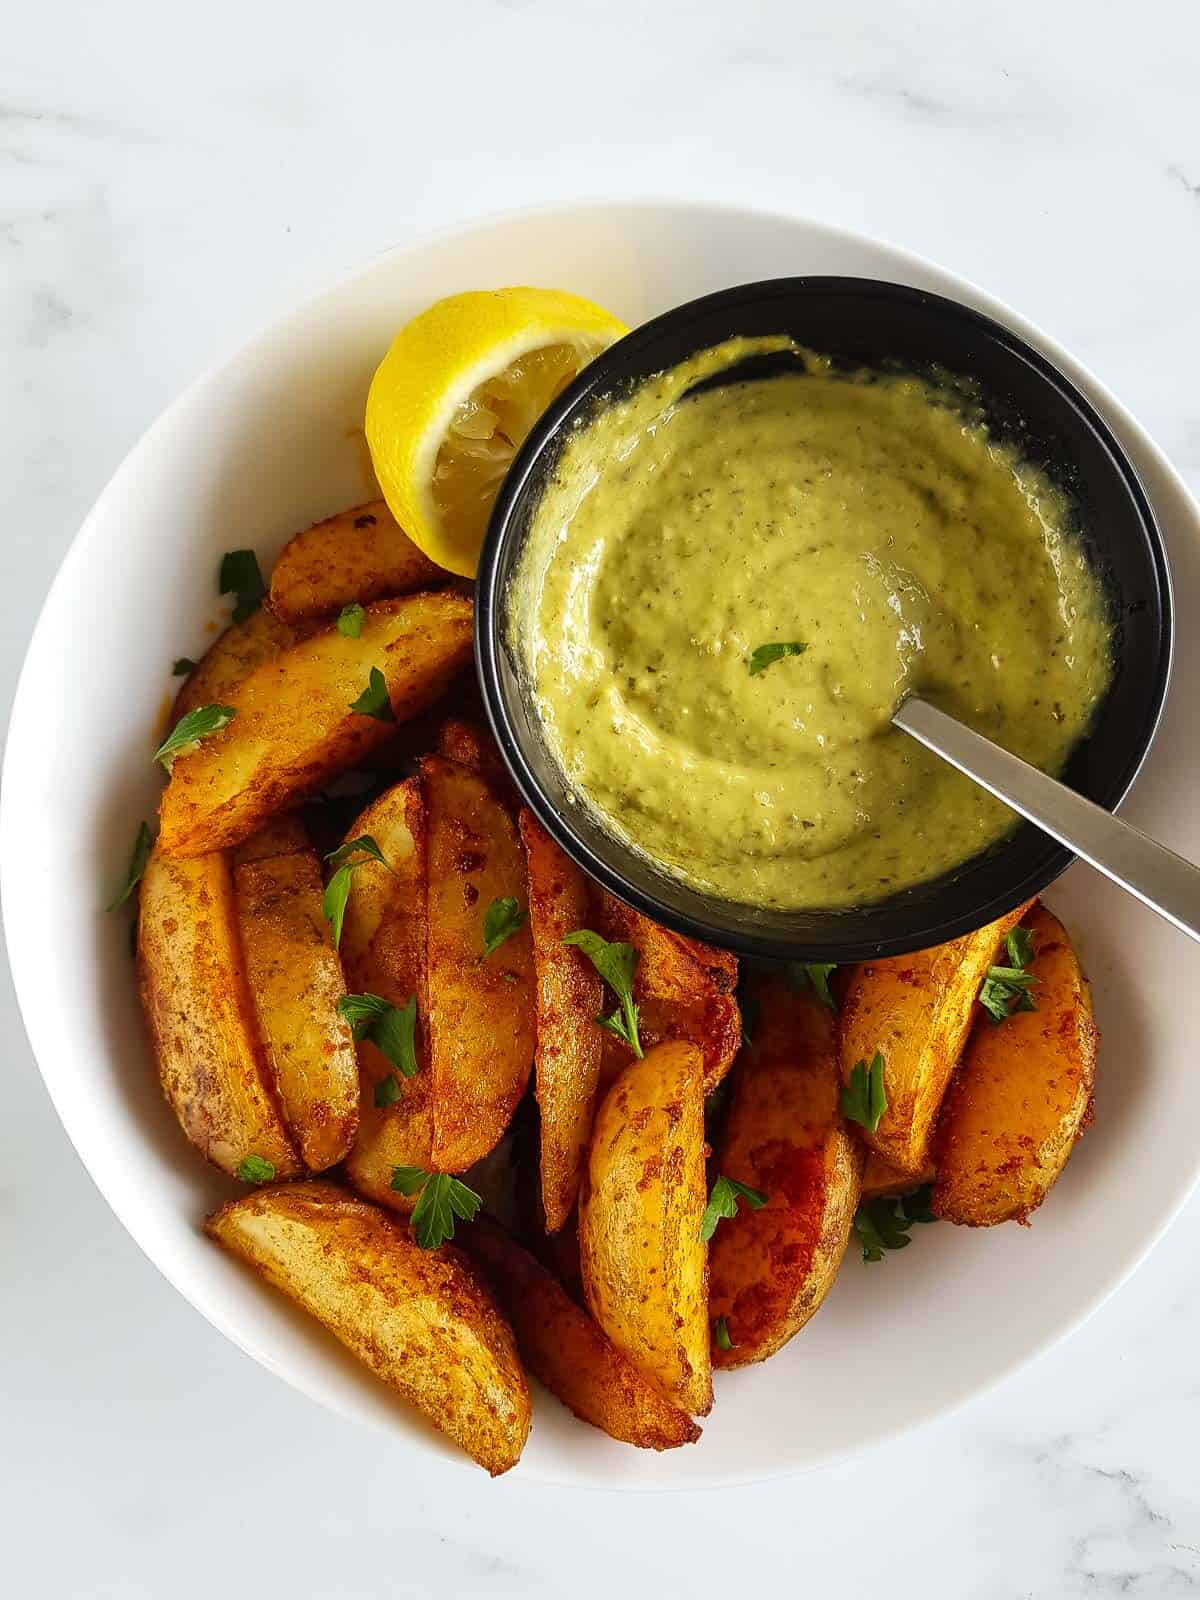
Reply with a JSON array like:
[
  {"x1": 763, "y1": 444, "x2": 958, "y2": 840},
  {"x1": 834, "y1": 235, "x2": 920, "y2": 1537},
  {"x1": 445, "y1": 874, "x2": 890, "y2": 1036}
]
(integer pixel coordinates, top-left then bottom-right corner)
[{"x1": 893, "y1": 696, "x2": 1200, "y2": 946}]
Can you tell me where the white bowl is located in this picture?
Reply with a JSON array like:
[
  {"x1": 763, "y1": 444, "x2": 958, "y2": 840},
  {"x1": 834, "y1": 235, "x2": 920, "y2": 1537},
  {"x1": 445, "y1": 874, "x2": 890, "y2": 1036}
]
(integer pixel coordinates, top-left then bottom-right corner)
[{"x1": 6, "y1": 202, "x2": 1200, "y2": 1488}]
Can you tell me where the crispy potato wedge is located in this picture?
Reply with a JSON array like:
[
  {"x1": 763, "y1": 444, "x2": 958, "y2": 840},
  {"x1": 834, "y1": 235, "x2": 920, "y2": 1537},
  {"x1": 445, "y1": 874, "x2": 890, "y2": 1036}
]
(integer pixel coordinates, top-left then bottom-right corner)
[
  {"x1": 340, "y1": 779, "x2": 434, "y2": 1208},
  {"x1": 171, "y1": 607, "x2": 300, "y2": 722},
  {"x1": 206, "y1": 1183, "x2": 530, "y2": 1474},
  {"x1": 158, "y1": 590, "x2": 474, "y2": 858},
  {"x1": 464, "y1": 1216, "x2": 701, "y2": 1450},
  {"x1": 708, "y1": 977, "x2": 861, "y2": 1366},
  {"x1": 519, "y1": 809, "x2": 604, "y2": 1232},
  {"x1": 232, "y1": 824, "x2": 359, "y2": 1171},
  {"x1": 933, "y1": 904, "x2": 1096, "y2": 1225},
  {"x1": 840, "y1": 901, "x2": 1033, "y2": 1175},
  {"x1": 593, "y1": 889, "x2": 740, "y2": 1094},
  {"x1": 421, "y1": 755, "x2": 536, "y2": 1171},
  {"x1": 269, "y1": 499, "x2": 444, "y2": 622},
  {"x1": 860, "y1": 1150, "x2": 935, "y2": 1201},
  {"x1": 138, "y1": 845, "x2": 300, "y2": 1179},
  {"x1": 437, "y1": 718, "x2": 521, "y2": 812},
  {"x1": 579, "y1": 1039, "x2": 711, "y2": 1416}
]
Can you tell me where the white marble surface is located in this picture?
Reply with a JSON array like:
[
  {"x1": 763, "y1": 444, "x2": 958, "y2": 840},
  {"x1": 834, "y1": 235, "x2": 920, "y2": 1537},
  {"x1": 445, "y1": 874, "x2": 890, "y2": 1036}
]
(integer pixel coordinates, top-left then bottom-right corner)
[{"x1": 3, "y1": 0, "x2": 1199, "y2": 1592}]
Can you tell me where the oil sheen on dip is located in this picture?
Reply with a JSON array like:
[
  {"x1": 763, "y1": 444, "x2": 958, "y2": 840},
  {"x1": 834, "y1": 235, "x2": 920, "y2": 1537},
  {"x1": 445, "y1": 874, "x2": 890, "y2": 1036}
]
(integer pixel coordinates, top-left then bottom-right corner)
[{"x1": 508, "y1": 338, "x2": 1113, "y2": 911}]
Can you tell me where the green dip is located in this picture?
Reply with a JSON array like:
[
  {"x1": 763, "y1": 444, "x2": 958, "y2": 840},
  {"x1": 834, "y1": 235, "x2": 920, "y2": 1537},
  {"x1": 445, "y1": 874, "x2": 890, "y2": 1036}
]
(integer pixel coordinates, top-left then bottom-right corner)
[{"x1": 509, "y1": 338, "x2": 1112, "y2": 910}]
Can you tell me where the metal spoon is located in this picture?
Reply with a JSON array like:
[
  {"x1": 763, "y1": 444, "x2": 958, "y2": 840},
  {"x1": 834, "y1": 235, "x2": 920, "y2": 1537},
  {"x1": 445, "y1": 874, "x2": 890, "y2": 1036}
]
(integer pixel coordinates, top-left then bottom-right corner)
[{"x1": 893, "y1": 696, "x2": 1200, "y2": 944}]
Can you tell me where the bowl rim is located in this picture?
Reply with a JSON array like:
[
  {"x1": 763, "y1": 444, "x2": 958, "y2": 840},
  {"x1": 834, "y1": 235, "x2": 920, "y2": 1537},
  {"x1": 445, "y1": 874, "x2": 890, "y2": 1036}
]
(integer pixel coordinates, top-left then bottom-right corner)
[
  {"x1": 5, "y1": 203, "x2": 1197, "y2": 1489},
  {"x1": 476, "y1": 273, "x2": 1175, "y2": 962}
]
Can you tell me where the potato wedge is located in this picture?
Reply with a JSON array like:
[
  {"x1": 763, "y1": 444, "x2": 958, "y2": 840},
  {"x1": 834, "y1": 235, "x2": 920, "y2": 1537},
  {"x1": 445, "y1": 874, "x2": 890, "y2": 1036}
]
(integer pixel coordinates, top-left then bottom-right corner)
[
  {"x1": 708, "y1": 976, "x2": 861, "y2": 1366},
  {"x1": 579, "y1": 1039, "x2": 711, "y2": 1415},
  {"x1": 437, "y1": 718, "x2": 521, "y2": 812},
  {"x1": 860, "y1": 1150, "x2": 935, "y2": 1201},
  {"x1": 138, "y1": 845, "x2": 300, "y2": 1179},
  {"x1": 840, "y1": 901, "x2": 1033, "y2": 1175},
  {"x1": 206, "y1": 1183, "x2": 530, "y2": 1474},
  {"x1": 933, "y1": 904, "x2": 1096, "y2": 1225},
  {"x1": 172, "y1": 607, "x2": 300, "y2": 722},
  {"x1": 269, "y1": 499, "x2": 444, "y2": 622},
  {"x1": 519, "y1": 809, "x2": 603, "y2": 1232},
  {"x1": 158, "y1": 590, "x2": 474, "y2": 858},
  {"x1": 593, "y1": 889, "x2": 740, "y2": 1093},
  {"x1": 340, "y1": 780, "x2": 434, "y2": 1208},
  {"x1": 463, "y1": 1216, "x2": 701, "y2": 1450},
  {"x1": 421, "y1": 755, "x2": 536, "y2": 1171},
  {"x1": 232, "y1": 824, "x2": 359, "y2": 1171}
]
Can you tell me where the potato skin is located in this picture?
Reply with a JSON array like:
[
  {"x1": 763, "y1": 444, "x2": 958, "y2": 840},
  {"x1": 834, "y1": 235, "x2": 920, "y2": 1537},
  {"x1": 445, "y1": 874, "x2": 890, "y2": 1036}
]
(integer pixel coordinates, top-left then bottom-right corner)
[
  {"x1": 840, "y1": 902, "x2": 1033, "y2": 1175},
  {"x1": 158, "y1": 591, "x2": 474, "y2": 858},
  {"x1": 933, "y1": 904, "x2": 1096, "y2": 1225},
  {"x1": 860, "y1": 1150, "x2": 935, "y2": 1201},
  {"x1": 709, "y1": 977, "x2": 861, "y2": 1367},
  {"x1": 232, "y1": 826, "x2": 359, "y2": 1172},
  {"x1": 593, "y1": 889, "x2": 740, "y2": 1095},
  {"x1": 519, "y1": 810, "x2": 604, "y2": 1232},
  {"x1": 463, "y1": 1217, "x2": 701, "y2": 1450},
  {"x1": 137, "y1": 845, "x2": 300, "y2": 1179},
  {"x1": 269, "y1": 499, "x2": 443, "y2": 622},
  {"x1": 171, "y1": 607, "x2": 300, "y2": 723},
  {"x1": 340, "y1": 780, "x2": 434, "y2": 1210},
  {"x1": 421, "y1": 755, "x2": 536, "y2": 1171},
  {"x1": 206, "y1": 1183, "x2": 530, "y2": 1475},
  {"x1": 579, "y1": 1040, "x2": 712, "y2": 1416}
]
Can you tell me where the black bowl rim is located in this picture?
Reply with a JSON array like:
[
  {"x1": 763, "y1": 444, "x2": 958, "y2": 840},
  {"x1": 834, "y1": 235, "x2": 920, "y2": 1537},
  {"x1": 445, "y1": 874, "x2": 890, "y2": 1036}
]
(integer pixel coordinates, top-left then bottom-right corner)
[{"x1": 475, "y1": 276, "x2": 1174, "y2": 962}]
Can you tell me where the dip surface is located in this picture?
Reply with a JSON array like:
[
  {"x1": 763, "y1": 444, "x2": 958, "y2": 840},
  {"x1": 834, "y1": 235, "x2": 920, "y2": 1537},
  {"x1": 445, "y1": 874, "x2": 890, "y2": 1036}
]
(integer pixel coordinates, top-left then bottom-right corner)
[{"x1": 509, "y1": 340, "x2": 1113, "y2": 910}]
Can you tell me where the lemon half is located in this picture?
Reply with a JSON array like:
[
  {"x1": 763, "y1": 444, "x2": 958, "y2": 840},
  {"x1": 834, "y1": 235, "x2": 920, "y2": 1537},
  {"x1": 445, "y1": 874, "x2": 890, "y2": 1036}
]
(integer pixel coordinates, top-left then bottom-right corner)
[{"x1": 365, "y1": 287, "x2": 628, "y2": 577}]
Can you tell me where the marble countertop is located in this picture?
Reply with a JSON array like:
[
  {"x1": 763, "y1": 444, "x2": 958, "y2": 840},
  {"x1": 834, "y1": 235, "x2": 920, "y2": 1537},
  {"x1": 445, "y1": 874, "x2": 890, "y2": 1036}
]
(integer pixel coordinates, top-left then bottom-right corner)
[{"x1": 3, "y1": 0, "x2": 1199, "y2": 1592}]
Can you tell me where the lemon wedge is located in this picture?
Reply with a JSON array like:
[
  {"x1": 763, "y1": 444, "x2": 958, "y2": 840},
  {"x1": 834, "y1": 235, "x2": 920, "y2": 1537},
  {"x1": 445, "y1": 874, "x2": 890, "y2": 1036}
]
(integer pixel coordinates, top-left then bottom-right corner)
[{"x1": 365, "y1": 287, "x2": 628, "y2": 577}]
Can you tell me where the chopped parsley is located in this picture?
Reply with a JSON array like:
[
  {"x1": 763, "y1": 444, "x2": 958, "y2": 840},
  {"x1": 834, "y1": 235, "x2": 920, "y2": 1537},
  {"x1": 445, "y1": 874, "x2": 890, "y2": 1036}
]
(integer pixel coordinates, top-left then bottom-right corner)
[
  {"x1": 841, "y1": 1052, "x2": 887, "y2": 1131},
  {"x1": 749, "y1": 640, "x2": 807, "y2": 676},
  {"x1": 348, "y1": 665, "x2": 395, "y2": 722},
  {"x1": 107, "y1": 820, "x2": 153, "y2": 911},
  {"x1": 979, "y1": 925, "x2": 1039, "y2": 1023},
  {"x1": 482, "y1": 896, "x2": 526, "y2": 956},
  {"x1": 218, "y1": 549, "x2": 266, "y2": 623},
  {"x1": 700, "y1": 1174, "x2": 768, "y2": 1242},
  {"x1": 563, "y1": 928, "x2": 643, "y2": 1057},
  {"x1": 853, "y1": 1185, "x2": 936, "y2": 1263},
  {"x1": 390, "y1": 1167, "x2": 482, "y2": 1250},
  {"x1": 153, "y1": 704, "x2": 237, "y2": 769}
]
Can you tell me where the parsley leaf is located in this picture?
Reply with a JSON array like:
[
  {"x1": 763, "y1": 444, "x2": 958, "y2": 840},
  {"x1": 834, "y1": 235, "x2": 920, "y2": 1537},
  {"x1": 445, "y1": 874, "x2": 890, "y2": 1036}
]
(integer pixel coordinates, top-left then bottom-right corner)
[
  {"x1": 852, "y1": 1185, "x2": 936, "y2": 1263},
  {"x1": 749, "y1": 640, "x2": 807, "y2": 677},
  {"x1": 326, "y1": 834, "x2": 388, "y2": 872},
  {"x1": 153, "y1": 704, "x2": 237, "y2": 769},
  {"x1": 390, "y1": 1167, "x2": 482, "y2": 1250},
  {"x1": 107, "y1": 820, "x2": 153, "y2": 911},
  {"x1": 337, "y1": 603, "x2": 365, "y2": 638},
  {"x1": 237, "y1": 1154, "x2": 275, "y2": 1183},
  {"x1": 713, "y1": 1315, "x2": 734, "y2": 1352},
  {"x1": 219, "y1": 549, "x2": 266, "y2": 622},
  {"x1": 172, "y1": 657, "x2": 197, "y2": 676},
  {"x1": 979, "y1": 924, "x2": 1039, "y2": 1024},
  {"x1": 841, "y1": 1052, "x2": 887, "y2": 1131},
  {"x1": 786, "y1": 961, "x2": 838, "y2": 1010},
  {"x1": 563, "y1": 928, "x2": 643, "y2": 1058},
  {"x1": 1006, "y1": 925, "x2": 1036, "y2": 969},
  {"x1": 374, "y1": 1073, "x2": 402, "y2": 1107},
  {"x1": 700, "y1": 1174, "x2": 768, "y2": 1242},
  {"x1": 338, "y1": 992, "x2": 419, "y2": 1078},
  {"x1": 322, "y1": 835, "x2": 389, "y2": 949},
  {"x1": 483, "y1": 896, "x2": 527, "y2": 957},
  {"x1": 348, "y1": 666, "x2": 395, "y2": 722}
]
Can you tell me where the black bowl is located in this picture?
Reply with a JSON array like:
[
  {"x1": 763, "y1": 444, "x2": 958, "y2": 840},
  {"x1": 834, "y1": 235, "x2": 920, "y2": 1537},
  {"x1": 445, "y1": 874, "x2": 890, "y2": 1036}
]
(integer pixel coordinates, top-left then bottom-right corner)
[{"x1": 476, "y1": 277, "x2": 1173, "y2": 962}]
